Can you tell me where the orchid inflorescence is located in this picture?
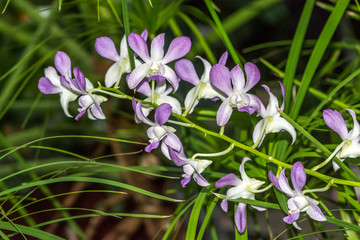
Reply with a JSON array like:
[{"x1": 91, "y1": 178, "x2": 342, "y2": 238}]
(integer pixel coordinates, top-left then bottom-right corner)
[{"x1": 39, "y1": 29, "x2": 357, "y2": 234}]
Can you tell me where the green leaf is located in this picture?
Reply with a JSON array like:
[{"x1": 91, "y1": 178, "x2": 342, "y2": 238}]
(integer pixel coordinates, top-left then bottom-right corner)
[{"x1": 187, "y1": 188, "x2": 208, "y2": 239}]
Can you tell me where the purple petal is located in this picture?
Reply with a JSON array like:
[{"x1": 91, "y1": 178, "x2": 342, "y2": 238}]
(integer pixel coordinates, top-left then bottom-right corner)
[
  {"x1": 235, "y1": 203, "x2": 247, "y2": 234},
  {"x1": 268, "y1": 171, "x2": 281, "y2": 190},
  {"x1": 243, "y1": 62, "x2": 260, "y2": 92},
  {"x1": 220, "y1": 199, "x2": 228, "y2": 212},
  {"x1": 164, "y1": 131, "x2": 182, "y2": 152},
  {"x1": 174, "y1": 59, "x2": 200, "y2": 85},
  {"x1": 73, "y1": 67, "x2": 86, "y2": 92},
  {"x1": 238, "y1": 106, "x2": 256, "y2": 115},
  {"x1": 145, "y1": 141, "x2": 160, "y2": 152},
  {"x1": 216, "y1": 99, "x2": 233, "y2": 126},
  {"x1": 134, "y1": 100, "x2": 153, "y2": 126},
  {"x1": 75, "y1": 108, "x2": 86, "y2": 121},
  {"x1": 193, "y1": 172, "x2": 210, "y2": 186},
  {"x1": 60, "y1": 75, "x2": 71, "y2": 89},
  {"x1": 136, "y1": 79, "x2": 151, "y2": 96},
  {"x1": 54, "y1": 51, "x2": 71, "y2": 77},
  {"x1": 215, "y1": 173, "x2": 241, "y2": 188},
  {"x1": 210, "y1": 64, "x2": 233, "y2": 96},
  {"x1": 95, "y1": 36, "x2": 120, "y2": 62},
  {"x1": 230, "y1": 65, "x2": 245, "y2": 93},
  {"x1": 162, "y1": 36, "x2": 191, "y2": 64},
  {"x1": 154, "y1": 103, "x2": 172, "y2": 125},
  {"x1": 278, "y1": 168, "x2": 295, "y2": 196},
  {"x1": 323, "y1": 109, "x2": 348, "y2": 140},
  {"x1": 151, "y1": 33, "x2": 165, "y2": 61},
  {"x1": 163, "y1": 65, "x2": 180, "y2": 91},
  {"x1": 140, "y1": 29, "x2": 148, "y2": 41},
  {"x1": 168, "y1": 147, "x2": 186, "y2": 166},
  {"x1": 181, "y1": 176, "x2": 191, "y2": 187},
  {"x1": 90, "y1": 104, "x2": 106, "y2": 119},
  {"x1": 218, "y1": 51, "x2": 228, "y2": 65},
  {"x1": 128, "y1": 32, "x2": 150, "y2": 62},
  {"x1": 127, "y1": 63, "x2": 149, "y2": 89},
  {"x1": 307, "y1": 200, "x2": 326, "y2": 221},
  {"x1": 279, "y1": 81, "x2": 286, "y2": 111},
  {"x1": 38, "y1": 77, "x2": 61, "y2": 94},
  {"x1": 283, "y1": 211, "x2": 300, "y2": 224},
  {"x1": 291, "y1": 162, "x2": 306, "y2": 194}
]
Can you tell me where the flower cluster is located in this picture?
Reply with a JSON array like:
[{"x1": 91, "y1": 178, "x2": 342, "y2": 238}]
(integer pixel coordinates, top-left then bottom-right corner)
[{"x1": 39, "y1": 29, "x2": 349, "y2": 234}]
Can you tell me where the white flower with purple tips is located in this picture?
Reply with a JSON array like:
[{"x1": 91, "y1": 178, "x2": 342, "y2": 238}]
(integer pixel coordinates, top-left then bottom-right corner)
[
  {"x1": 268, "y1": 162, "x2": 326, "y2": 230},
  {"x1": 215, "y1": 157, "x2": 265, "y2": 233},
  {"x1": 38, "y1": 51, "x2": 106, "y2": 120},
  {"x1": 175, "y1": 52, "x2": 228, "y2": 115},
  {"x1": 127, "y1": 32, "x2": 191, "y2": 91},
  {"x1": 95, "y1": 29, "x2": 148, "y2": 88},
  {"x1": 169, "y1": 148, "x2": 211, "y2": 187},
  {"x1": 132, "y1": 100, "x2": 182, "y2": 157},
  {"x1": 252, "y1": 82, "x2": 296, "y2": 147},
  {"x1": 322, "y1": 109, "x2": 360, "y2": 171},
  {"x1": 209, "y1": 63, "x2": 262, "y2": 126},
  {"x1": 135, "y1": 80, "x2": 181, "y2": 118}
]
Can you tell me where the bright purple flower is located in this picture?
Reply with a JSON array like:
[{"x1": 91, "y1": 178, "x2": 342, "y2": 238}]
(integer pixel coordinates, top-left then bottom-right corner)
[
  {"x1": 95, "y1": 29, "x2": 148, "y2": 87},
  {"x1": 127, "y1": 32, "x2": 191, "y2": 91},
  {"x1": 215, "y1": 158, "x2": 265, "y2": 233},
  {"x1": 269, "y1": 162, "x2": 326, "y2": 230},
  {"x1": 209, "y1": 63, "x2": 262, "y2": 126},
  {"x1": 323, "y1": 109, "x2": 360, "y2": 171},
  {"x1": 132, "y1": 100, "x2": 182, "y2": 157},
  {"x1": 134, "y1": 81, "x2": 181, "y2": 118},
  {"x1": 169, "y1": 148, "x2": 211, "y2": 187},
  {"x1": 38, "y1": 51, "x2": 107, "y2": 120},
  {"x1": 175, "y1": 52, "x2": 228, "y2": 115},
  {"x1": 252, "y1": 82, "x2": 296, "y2": 147}
]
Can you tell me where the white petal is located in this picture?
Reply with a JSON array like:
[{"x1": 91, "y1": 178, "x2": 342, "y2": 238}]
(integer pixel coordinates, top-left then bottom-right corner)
[
  {"x1": 266, "y1": 117, "x2": 296, "y2": 144},
  {"x1": 252, "y1": 119, "x2": 265, "y2": 147},
  {"x1": 44, "y1": 66, "x2": 61, "y2": 87},
  {"x1": 184, "y1": 87, "x2": 199, "y2": 114},
  {"x1": 59, "y1": 91, "x2": 78, "y2": 117},
  {"x1": 104, "y1": 60, "x2": 129, "y2": 88}
]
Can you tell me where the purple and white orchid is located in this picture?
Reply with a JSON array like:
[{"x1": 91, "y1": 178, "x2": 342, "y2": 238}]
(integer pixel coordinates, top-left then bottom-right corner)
[
  {"x1": 268, "y1": 162, "x2": 326, "y2": 230},
  {"x1": 209, "y1": 63, "x2": 262, "y2": 126},
  {"x1": 95, "y1": 30, "x2": 148, "y2": 88},
  {"x1": 175, "y1": 52, "x2": 228, "y2": 115},
  {"x1": 215, "y1": 157, "x2": 266, "y2": 233},
  {"x1": 135, "y1": 80, "x2": 182, "y2": 118},
  {"x1": 169, "y1": 148, "x2": 211, "y2": 187},
  {"x1": 38, "y1": 51, "x2": 107, "y2": 120},
  {"x1": 127, "y1": 32, "x2": 191, "y2": 91},
  {"x1": 252, "y1": 82, "x2": 296, "y2": 147},
  {"x1": 322, "y1": 109, "x2": 360, "y2": 171},
  {"x1": 132, "y1": 100, "x2": 182, "y2": 157}
]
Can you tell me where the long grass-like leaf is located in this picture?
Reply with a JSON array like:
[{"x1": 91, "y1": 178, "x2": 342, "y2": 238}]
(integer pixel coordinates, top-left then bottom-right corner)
[{"x1": 186, "y1": 188, "x2": 208, "y2": 239}]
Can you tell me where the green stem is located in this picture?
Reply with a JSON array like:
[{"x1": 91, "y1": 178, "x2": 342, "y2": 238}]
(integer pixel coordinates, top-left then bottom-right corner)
[
  {"x1": 312, "y1": 141, "x2": 347, "y2": 171},
  {"x1": 90, "y1": 88, "x2": 127, "y2": 99},
  {"x1": 252, "y1": 183, "x2": 273, "y2": 193},
  {"x1": 151, "y1": 80, "x2": 155, "y2": 104},
  {"x1": 191, "y1": 143, "x2": 234, "y2": 160},
  {"x1": 303, "y1": 179, "x2": 333, "y2": 195}
]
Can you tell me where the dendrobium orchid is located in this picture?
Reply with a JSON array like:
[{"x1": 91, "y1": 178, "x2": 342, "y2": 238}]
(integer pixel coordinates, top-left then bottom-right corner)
[
  {"x1": 215, "y1": 157, "x2": 266, "y2": 233},
  {"x1": 132, "y1": 100, "x2": 182, "y2": 157},
  {"x1": 320, "y1": 109, "x2": 360, "y2": 171},
  {"x1": 127, "y1": 32, "x2": 191, "y2": 91},
  {"x1": 135, "y1": 80, "x2": 181, "y2": 118},
  {"x1": 175, "y1": 52, "x2": 228, "y2": 115},
  {"x1": 209, "y1": 63, "x2": 262, "y2": 126},
  {"x1": 252, "y1": 82, "x2": 296, "y2": 147},
  {"x1": 169, "y1": 148, "x2": 211, "y2": 187},
  {"x1": 95, "y1": 30, "x2": 148, "y2": 88},
  {"x1": 38, "y1": 51, "x2": 107, "y2": 120},
  {"x1": 268, "y1": 162, "x2": 326, "y2": 230}
]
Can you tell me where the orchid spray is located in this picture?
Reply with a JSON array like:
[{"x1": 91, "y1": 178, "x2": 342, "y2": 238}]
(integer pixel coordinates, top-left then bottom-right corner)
[{"x1": 35, "y1": 23, "x2": 359, "y2": 239}]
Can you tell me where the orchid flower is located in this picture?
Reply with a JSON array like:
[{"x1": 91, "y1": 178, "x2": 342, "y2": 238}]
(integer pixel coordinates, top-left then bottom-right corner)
[
  {"x1": 132, "y1": 100, "x2": 182, "y2": 157},
  {"x1": 320, "y1": 109, "x2": 360, "y2": 171},
  {"x1": 127, "y1": 32, "x2": 191, "y2": 91},
  {"x1": 209, "y1": 63, "x2": 262, "y2": 126},
  {"x1": 174, "y1": 52, "x2": 228, "y2": 115},
  {"x1": 95, "y1": 29, "x2": 148, "y2": 88},
  {"x1": 135, "y1": 80, "x2": 182, "y2": 119},
  {"x1": 252, "y1": 82, "x2": 296, "y2": 147},
  {"x1": 215, "y1": 157, "x2": 266, "y2": 233},
  {"x1": 38, "y1": 51, "x2": 107, "y2": 120},
  {"x1": 168, "y1": 148, "x2": 211, "y2": 187},
  {"x1": 268, "y1": 162, "x2": 326, "y2": 230}
]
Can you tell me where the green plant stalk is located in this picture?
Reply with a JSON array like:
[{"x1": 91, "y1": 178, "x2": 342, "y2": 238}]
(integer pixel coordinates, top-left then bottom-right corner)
[{"x1": 122, "y1": 0, "x2": 135, "y2": 70}]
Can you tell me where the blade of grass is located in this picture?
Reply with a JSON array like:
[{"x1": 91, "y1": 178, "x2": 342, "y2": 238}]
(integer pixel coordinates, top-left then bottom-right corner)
[
  {"x1": 122, "y1": 0, "x2": 135, "y2": 70},
  {"x1": 186, "y1": 188, "x2": 208, "y2": 239},
  {"x1": 196, "y1": 195, "x2": 218, "y2": 240}
]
